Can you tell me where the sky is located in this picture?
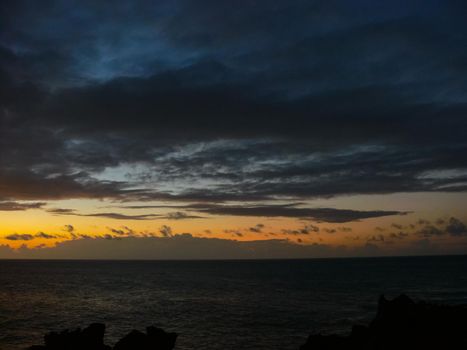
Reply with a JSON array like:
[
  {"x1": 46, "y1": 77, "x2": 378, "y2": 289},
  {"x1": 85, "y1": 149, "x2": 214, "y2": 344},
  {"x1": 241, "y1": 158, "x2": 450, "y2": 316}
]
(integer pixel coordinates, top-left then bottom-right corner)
[{"x1": 1, "y1": 0, "x2": 467, "y2": 259}]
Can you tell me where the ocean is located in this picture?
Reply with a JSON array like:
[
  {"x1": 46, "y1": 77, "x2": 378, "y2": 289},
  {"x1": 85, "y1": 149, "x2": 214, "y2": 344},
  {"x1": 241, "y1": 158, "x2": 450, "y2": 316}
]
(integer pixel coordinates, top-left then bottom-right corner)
[{"x1": 1, "y1": 255, "x2": 466, "y2": 350}]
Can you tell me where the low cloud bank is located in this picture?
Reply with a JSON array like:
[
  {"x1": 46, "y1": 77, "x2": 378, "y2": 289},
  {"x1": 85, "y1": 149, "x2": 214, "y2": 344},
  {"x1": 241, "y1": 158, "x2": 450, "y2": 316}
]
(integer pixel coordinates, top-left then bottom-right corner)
[{"x1": 1, "y1": 233, "x2": 465, "y2": 260}]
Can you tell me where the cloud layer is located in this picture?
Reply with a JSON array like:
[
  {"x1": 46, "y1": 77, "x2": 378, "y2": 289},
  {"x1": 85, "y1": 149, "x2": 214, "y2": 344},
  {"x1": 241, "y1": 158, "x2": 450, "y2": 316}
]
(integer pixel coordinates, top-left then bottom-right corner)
[
  {"x1": 1, "y1": 1, "x2": 467, "y2": 262},
  {"x1": 2, "y1": 233, "x2": 465, "y2": 260},
  {"x1": 1, "y1": 0, "x2": 467, "y2": 207}
]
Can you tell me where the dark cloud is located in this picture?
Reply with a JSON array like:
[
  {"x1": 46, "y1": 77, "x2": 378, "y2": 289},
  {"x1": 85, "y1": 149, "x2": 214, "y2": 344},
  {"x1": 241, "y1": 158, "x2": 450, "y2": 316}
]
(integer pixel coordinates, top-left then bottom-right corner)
[
  {"x1": 367, "y1": 234, "x2": 385, "y2": 243},
  {"x1": 84, "y1": 213, "x2": 161, "y2": 220},
  {"x1": 417, "y1": 225, "x2": 444, "y2": 237},
  {"x1": 282, "y1": 224, "x2": 320, "y2": 235},
  {"x1": 391, "y1": 223, "x2": 404, "y2": 230},
  {"x1": 63, "y1": 225, "x2": 75, "y2": 233},
  {"x1": 249, "y1": 224, "x2": 264, "y2": 233},
  {"x1": 163, "y1": 212, "x2": 204, "y2": 220},
  {"x1": 102, "y1": 234, "x2": 121, "y2": 240},
  {"x1": 0, "y1": 235, "x2": 334, "y2": 259},
  {"x1": 107, "y1": 226, "x2": 136, "y2": 236},
  {"x1": 2, "y1": 232, "x2": 464, "y2": 260},
  {"x1": 4, "y1": 233, "x2": 34, "y2": 241},
  {"x1": 48, "y1": 208, "x2": 76, "y2": 214},
  {"x1": 185, "y1": 203, "x2": 406, "y2": 223},
  {"x1": 159, "y1": 225, "x2": 173, "y2": 238},
  {"x1": 35, "y1": 232, "x2": 58, "y2": 239},
  {"x1": 0, "y1": 201, "x2": 45, "y2": 211},
  {"x1": 445, "y1": 217, "x2": 467, "y2": 236},
  {"x1": 417, "y1": 219, "x2": 431, "y2": 226},
  {"x1": 53, "y1": 211, "x2": 161, "y2": 220},
  {"x1": 382, "y1": 217, "x2": 467, "y2": 238},
  {"x1": 366, "y1": 217, "x2": 467, "y2": 243},
  {"x1": 5, "y1": 232, "x2": 59, "y2": 240},
  {"x1": 0, "y1": 170, "x2": 132, "y2": 201},
  {"x1": 90, "y1": 213, "x2": 157, "y2": 220},
  {"x1": 223, "y1": 229, "x2": 243, "y2": 237},
  {"x1": 389, "y1": 232, "x2": 409, "y2": 240},
  {"x1": 0, "y1": 0, "x2": 466, "y2": 207}
]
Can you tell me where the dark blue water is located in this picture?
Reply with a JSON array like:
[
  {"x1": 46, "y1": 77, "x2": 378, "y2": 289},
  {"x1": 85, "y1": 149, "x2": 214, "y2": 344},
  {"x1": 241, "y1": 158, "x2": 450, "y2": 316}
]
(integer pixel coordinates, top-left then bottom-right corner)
[{"x1": 0, "y1": 256, "x2": 466, "y2": 350}]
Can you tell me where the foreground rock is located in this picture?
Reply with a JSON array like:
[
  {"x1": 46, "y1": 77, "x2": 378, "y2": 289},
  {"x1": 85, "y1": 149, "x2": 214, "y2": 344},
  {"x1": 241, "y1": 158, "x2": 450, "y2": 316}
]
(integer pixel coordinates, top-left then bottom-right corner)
[
  {"x1": 25, "y1": 295, "x2": 467, "y2": 349},
  {"x1": 301, "y1": 294, "x2": 467, "y2": 350},
  {"x1": 28, "y1": 324, "x2": 177, "y2": 350},
  {"x1": 113, "y1": 326, "x2": 177, "y2": 350}
]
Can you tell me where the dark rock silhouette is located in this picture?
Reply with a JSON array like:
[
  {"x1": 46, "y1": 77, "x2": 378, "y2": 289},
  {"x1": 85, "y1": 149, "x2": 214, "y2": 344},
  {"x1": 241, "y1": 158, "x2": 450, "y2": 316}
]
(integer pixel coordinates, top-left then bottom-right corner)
[
  {"x1": 113, "y1": 326, "x2": 177, "y2": 350},
  {"x1": 28, "y1": 323, "x2": 110, "y2": 350},
  {"x1": 300, "y1": 294, "x2": 467, "y2": 350},
  {"x1": 27, "y1": 324, "x2": 177, "y2": 350},
  {"x1": 26, "y1": 295, "x2": 467, "y2": 350}
]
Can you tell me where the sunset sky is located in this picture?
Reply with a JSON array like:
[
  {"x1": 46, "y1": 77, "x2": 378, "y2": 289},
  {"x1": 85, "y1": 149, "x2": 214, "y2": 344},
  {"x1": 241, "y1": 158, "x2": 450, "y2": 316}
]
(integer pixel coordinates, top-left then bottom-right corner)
[{"x1": 1, "y1": 0, "x2": 467, "y2": 259}]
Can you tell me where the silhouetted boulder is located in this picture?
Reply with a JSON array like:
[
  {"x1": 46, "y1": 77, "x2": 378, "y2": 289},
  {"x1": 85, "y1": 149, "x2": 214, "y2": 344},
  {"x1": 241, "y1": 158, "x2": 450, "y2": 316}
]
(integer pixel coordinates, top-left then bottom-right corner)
[
  {"x1": 25, "y1": 296, "x2": 467, "y2": 350},
  {"x1": 27, "y1": 324, "x2": 177, "y2": 350},
  {"x1": 146, "y1": 326, "x2": 178, "y2": 350},
  {"x1": 300, "y1": 294, "x2": 467, "y2": 350},
  {"x1": 113, "y1": 327, "x2": 177, "y2": 350},
  {"x1": 27, "y1": 323, "x2": 110, "y2": 350},
  {"x1": 113, "y1": 330, "x2": 147, "y2": 350}
]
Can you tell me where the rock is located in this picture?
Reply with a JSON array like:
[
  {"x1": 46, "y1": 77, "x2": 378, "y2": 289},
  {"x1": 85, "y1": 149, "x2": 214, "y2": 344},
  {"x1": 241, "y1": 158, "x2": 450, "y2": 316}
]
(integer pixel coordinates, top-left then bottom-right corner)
[
  {"x1": 35, "y1": 323, "x2": 109, "y2": 350},
  {"x1": 113, "y1": 330, "x2": 147, "y2": 350},
  {"x1": 113, "y1": 326, "x2": 177, "y2": 350},
  {"x1": 81, "y1": 323, "x2": 107, "y2": 348},
  {"x1": 146, "y1": 326, "x2": 178, "y2": 350},
  {"x1": 27, "y1": 324, "x2": 177, "y2": 350},
  {"x1": 300, "y1": 294, "x2": 467, "y2": 350},
  {"x1": 25, "y1": 295, "x2": 467, "y2": 350}
]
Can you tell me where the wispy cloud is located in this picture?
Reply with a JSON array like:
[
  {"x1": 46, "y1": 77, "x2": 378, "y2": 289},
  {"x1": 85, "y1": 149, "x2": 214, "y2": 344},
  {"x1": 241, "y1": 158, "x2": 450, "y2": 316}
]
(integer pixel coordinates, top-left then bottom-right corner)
[
  {"x1": 0, "y1": 201, "x2": 45, "y2": 211},
  {"x1": 5, "y1": 232, "x2": 58, "y2": 240},
  {"x1": 179, "y1": 203, "x2": 407, "y2": 223},
  {"x1": 50, "y1": 210, "x2": 161, "y2": 220}
]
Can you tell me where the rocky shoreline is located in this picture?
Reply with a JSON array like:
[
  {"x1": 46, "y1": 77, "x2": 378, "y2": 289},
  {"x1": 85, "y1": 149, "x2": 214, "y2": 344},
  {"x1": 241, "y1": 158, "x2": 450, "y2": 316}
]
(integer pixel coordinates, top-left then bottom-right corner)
[
  {"x1": 27, "y1": 295, "x2": 467, "y2": 349},
  {"x1": 301, "y1": 294, "x2": 467, "y2": 349},
  {"x1": 27, "y1": 325, "x2": 177, "y2": 350}
]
